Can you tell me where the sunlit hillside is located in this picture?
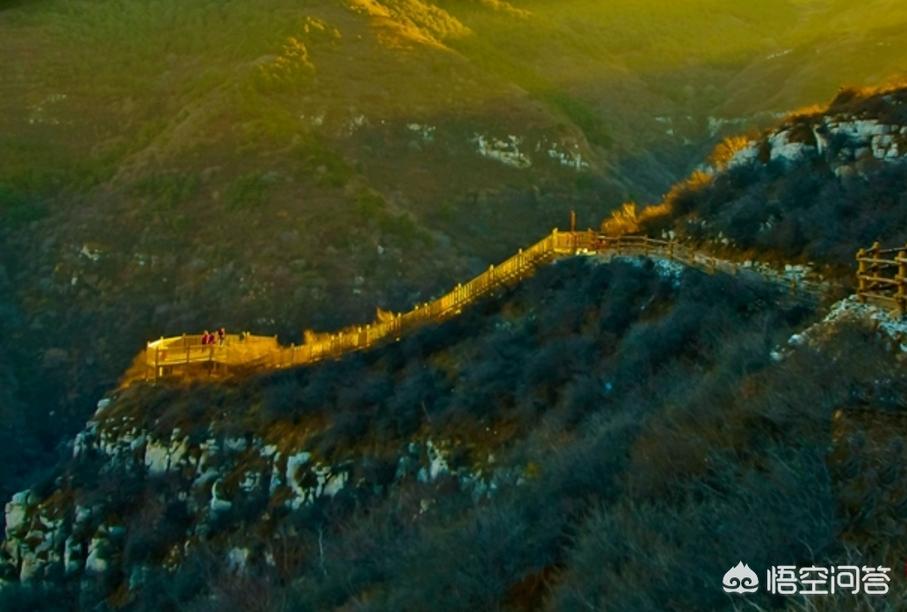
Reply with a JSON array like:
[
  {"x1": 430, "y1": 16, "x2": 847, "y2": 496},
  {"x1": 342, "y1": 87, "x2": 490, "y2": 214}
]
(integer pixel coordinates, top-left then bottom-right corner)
[{"x1": 2, "y1": 0, "x2": 907, "y2": 504}]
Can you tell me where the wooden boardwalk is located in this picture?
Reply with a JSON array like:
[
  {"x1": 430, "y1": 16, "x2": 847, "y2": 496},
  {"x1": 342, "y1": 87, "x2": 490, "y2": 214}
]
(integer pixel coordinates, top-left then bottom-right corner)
[{"x1": 134, "y1": 229, "x2": 830, "y2": 382}]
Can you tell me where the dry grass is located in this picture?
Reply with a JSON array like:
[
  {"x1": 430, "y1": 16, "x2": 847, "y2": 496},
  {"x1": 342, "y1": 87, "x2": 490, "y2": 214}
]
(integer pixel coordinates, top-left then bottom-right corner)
[
  {"x1": 708, "y1": 134, "x2": 753, "y2": 169},
  {"x1": 600, "y1": 170, "x2": 712, "y2": 235}
]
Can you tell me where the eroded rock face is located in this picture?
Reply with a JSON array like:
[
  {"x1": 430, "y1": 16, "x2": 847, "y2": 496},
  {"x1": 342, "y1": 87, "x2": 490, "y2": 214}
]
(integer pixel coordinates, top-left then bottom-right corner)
[
  {"x1": 2, "y1": 491, "x2": 68, "y2": 582},
  {"x1": 0, "y1": 398, "x2": 512, "y2": 594},
  {"x1": 726, "y1": 110, "x2": 907, "y2": 177},
  {"x1": 768, "y1": 129, "x2": 813, "y2": 163}
]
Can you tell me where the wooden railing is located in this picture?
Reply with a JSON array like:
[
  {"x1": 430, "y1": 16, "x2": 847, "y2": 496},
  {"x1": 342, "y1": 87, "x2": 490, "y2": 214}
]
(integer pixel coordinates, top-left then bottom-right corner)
[
  {"x1": 857, "y1": 241, "x2": 907, "y2": 316},
  {"x1": 136, "y1": 229, "x2": 814, "y2": 381}
]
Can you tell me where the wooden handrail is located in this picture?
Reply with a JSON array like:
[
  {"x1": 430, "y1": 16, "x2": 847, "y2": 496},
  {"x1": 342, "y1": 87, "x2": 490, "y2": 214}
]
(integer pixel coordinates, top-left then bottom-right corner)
[
  {"x1": 856, "y1": 257, "x2": 899, "y2": 265},
  {"x1": 137, "y1": 230, "x2": 833, "y2": 381}
]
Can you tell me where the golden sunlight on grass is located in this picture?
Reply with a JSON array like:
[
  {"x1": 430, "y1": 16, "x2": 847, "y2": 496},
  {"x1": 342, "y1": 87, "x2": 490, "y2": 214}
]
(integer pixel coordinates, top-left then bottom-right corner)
[
  {"x1": 784, "y1": 102, "x2": 829, "y2": 122},
  {"x1": 600, "y1": 170, "x2": 712, "y2": 235},
  {"x1": 708, "y1": 134, "x2": 752, "y2": 169},
  {"x1": 347, "y1": 0, "x2": 471, "y2": 49}
]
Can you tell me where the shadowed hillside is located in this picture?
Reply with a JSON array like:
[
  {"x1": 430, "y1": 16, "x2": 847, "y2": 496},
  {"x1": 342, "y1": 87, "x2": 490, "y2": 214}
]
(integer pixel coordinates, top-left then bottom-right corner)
[{"x1": 3, "y1": 255, "x2": 907, "y2": 609}]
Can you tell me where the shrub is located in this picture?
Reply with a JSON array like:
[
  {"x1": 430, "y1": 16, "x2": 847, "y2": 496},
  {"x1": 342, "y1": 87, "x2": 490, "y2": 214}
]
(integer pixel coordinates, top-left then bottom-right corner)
[{"x1": 226, "y1": 172, "x2": 273, "y2": 211}]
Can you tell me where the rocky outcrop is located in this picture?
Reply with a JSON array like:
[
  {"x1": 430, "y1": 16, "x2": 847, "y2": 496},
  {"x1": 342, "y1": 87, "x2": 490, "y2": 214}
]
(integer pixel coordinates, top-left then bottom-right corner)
[
  {"x1": 726, "y1": 111, "x2": 907, "y2": 177},
  {"x1": 472, "y1": 133, "x2": 532, "y2": 168},
  {"x1": 0, "y1": 398, "x2": 518, "y2": 593}
]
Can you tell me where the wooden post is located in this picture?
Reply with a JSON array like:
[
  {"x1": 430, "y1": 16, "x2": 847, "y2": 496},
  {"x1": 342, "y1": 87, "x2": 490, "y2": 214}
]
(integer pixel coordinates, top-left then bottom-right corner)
[
  {"x1": 870, "y1": 241, "x2": 881, "y2": 295},
  {"x1": 898, "y1": 245, "x2": 907, "y2": 318},
  {"x1": 857, "y1": 247, "x2": 867, "y2": 302},
  {"x1": 570, "y1": 210, "x2": 577, "y2": 254}
]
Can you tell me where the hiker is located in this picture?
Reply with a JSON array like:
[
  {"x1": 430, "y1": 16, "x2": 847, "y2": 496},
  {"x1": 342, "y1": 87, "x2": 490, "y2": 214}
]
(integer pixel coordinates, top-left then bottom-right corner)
[
  {"x1": 201, "y1": 330, "x2": 211, "y2": 346},
  {"x1": 218, "y1": 327, "x2": 226, "y2": 346}
]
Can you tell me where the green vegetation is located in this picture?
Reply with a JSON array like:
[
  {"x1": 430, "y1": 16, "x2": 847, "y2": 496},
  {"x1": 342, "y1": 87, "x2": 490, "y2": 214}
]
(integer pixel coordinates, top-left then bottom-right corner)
[
  {"x1": 225, "y1": 171, "x2": 273, "y2": 211},
  {"x1": 133, "y1": 173, "x2": 199, "y2": 207}
]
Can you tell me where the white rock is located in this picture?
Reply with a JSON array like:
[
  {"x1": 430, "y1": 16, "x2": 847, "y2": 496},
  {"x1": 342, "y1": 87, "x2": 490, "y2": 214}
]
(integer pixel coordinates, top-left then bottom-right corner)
[
  {"x1": 769, "y1": 130, "x2": 811, "y2": 163},
  {"x1": 64, "y1": 536, "x2": 82, "y2": 575},
  {"x1": 727, "y1": 143, "x2": 759, "y2": 168},
  {"x1": 427, "y1": 440, "x2": 449, "y2": 481},
  {"x1": 85, "y1": 537, "x2": 108, "y2": 574},
  {"x1": 227, "y1": 547, "x2": 250, "y2": 573},
  {"x1": 210, "y1": 480, "x2": 232, "y2": 514},
  {"x1": 144, "y1": 440, "x2": 170, "y2": 475},
  {"x1": 169, "y1": 437, "x2": 189, "y2": 469},
  {"x1": 224, "y1": 437, "x2": 248, "y2": 453},
  {"x1": 4, "y1": 491, "x2": 31, "y2": 536},
  {"x1": 323, "y1": 472, "x2": 348, "y2": 497},
  {"x1": 472, "y1": 133, "x2": 531, "y2": 169},
  {"x1": 129, "y1": 433, "x2": 147, "y2": 451},
  {"x1": 74, "y1": 505, "x2": 92, "y2": 525}
]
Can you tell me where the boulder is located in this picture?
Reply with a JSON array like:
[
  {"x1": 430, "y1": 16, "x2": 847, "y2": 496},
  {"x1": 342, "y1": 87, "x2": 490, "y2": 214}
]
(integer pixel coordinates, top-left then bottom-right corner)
[{"x1": 4, "y1": 491, "x2": 35, "y2": 537}]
